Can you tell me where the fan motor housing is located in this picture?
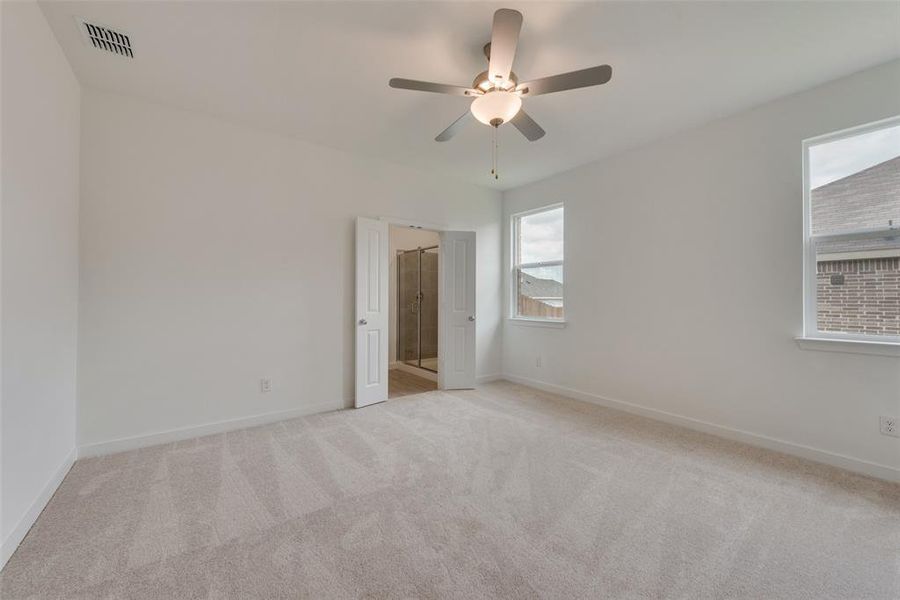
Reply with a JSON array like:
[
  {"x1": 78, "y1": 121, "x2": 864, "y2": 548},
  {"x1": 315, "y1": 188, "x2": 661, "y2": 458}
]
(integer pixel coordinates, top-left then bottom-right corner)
[{"x1": 472, "y1": 70, "x2": 518, "y2": 93}]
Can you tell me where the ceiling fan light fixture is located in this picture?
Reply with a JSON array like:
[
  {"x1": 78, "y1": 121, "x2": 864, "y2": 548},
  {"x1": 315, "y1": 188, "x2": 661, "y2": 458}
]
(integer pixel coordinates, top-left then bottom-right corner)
[
  {"x1": 470, "y1": 90, "x2": 522, "y2": 126},
  {"x1": 388, "y1": 7, "x2": 610, "y2": 171}
]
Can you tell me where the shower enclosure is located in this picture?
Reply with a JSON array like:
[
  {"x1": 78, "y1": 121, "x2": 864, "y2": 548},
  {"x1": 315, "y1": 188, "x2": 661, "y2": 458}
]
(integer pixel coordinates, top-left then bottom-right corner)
[{"x1": 397, "y1": 245, "x2": 439, "y2": 373}]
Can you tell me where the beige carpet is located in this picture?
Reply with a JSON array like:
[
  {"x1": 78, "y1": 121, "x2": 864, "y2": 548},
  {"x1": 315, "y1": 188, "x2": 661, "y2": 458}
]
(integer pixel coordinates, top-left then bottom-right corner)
[{"x1": 2, "y1": 382, "x2": 899, "y2": 599}]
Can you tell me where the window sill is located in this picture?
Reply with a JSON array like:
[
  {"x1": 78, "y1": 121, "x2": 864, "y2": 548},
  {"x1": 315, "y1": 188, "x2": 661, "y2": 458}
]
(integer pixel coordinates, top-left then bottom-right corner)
[
  {"x1": 508, "y1": 318, "x2": 567, "y2": 329},
  {"x1": 795, "y1": 336, "x2": 900, "y2": 357}
]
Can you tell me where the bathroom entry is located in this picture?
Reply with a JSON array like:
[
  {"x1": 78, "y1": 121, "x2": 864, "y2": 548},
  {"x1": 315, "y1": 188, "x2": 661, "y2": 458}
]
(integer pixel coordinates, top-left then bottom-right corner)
[
  {"x1": 389, "y1": 226, "x2": 440, "y2": 398},
  {"x1": 355, "y1": 217, "x2": 476, "y2": 408}
]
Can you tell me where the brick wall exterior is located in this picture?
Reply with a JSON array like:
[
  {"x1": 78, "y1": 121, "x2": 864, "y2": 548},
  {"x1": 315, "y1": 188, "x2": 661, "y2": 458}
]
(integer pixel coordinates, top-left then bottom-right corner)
[{"x1": 817, "y1": 257, "x2": 900, "y2": 336}]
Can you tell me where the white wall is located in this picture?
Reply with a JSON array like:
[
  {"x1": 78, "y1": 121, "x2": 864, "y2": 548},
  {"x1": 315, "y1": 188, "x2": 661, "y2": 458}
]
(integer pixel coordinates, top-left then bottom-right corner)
[
  {"x1": 389, "y1": 226, "x2": 440, "y2": 364},
  {"x1": 78, "y1": 89, "x2": 502, "y2": 450},
  {"x1": 503, "y1": 59, "x2": 900, "y2": 478},
  {"x1": 1, "y1": 0, "x2": 80, "y2": 566}
]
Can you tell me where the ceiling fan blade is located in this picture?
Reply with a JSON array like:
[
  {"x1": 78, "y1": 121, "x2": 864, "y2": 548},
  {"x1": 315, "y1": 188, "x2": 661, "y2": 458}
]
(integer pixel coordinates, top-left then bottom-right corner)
[
  {"x1": 518, "y1": 65, "x2": 612, "y2": 97},
  {"x1": 435, "y1": 111, "x2": 472, "y2": 142},
  {"x1": 488, "y1": 9, "x2": 523, "y2": 84},
  {"x1": 389, "y1": 78, "x2": 478, "y2": 96},
  {"x1": 510, "y1": 110, "x2": 545, "y2": 141}
]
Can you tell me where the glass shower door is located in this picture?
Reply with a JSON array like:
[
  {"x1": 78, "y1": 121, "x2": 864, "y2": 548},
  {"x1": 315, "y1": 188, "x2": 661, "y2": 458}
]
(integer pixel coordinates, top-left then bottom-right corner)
[
  {"x1": 397, "y1": 250, "x2": 419, "y2": 367},
  {"x1": 397, "y1": 246, "x2": 438, "y2": 373}
]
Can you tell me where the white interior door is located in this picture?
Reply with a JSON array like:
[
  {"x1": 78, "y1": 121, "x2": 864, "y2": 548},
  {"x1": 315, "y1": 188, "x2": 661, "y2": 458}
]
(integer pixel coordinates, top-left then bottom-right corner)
[
  {"x1": 439, "y1": 231, "x2": 476, "y2": 389},
  {"x1": 355, "y1": 217, "x2": 389, "y2": 408}
]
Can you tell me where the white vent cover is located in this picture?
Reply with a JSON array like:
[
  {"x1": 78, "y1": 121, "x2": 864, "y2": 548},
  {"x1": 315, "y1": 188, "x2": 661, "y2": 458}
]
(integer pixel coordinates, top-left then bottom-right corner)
[{"x1": 80, "y1": 20, "x2": 133, "y2": 58}]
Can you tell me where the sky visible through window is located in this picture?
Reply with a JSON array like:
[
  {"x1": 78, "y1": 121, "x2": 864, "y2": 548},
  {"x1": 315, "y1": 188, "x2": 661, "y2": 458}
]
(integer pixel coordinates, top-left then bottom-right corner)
[
  {"x1": 518, "y1": 207, "x2": 563, "y2": 282},
  {"x1": 809, "y1": 123, "x2": 900, "y2": 189}
]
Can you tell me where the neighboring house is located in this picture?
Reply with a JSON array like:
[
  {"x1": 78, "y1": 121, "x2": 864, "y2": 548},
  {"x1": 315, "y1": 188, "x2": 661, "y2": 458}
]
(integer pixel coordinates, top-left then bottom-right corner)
[{"x1": 812, "y1": 156, "x2": 900, "y2": 336}]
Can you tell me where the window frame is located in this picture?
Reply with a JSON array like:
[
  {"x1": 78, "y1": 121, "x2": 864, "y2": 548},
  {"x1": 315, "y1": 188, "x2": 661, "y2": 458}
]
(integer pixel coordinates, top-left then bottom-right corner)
[
  {"x1": 801, "y1": 115, "x2": 900, "y2": 348},
  {"x1": 509, "y1": 203, "x2": 565, "y2": 324}
]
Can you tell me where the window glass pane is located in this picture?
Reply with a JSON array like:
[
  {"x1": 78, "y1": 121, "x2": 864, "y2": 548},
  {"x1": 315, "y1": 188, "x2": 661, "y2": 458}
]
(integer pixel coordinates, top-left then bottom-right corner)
[
  {"x1": 809, "y1": 123, "x2": 900, "y2": 235},
  {"x1": 808, "y1": 120, "x2": 900, "y2": 338},
  {"x1": 516, "y1": 265, "x2": 563, "y2": 319},
  {"x1": 518, "y1": 207, "x2": 563, "y2": 263}
]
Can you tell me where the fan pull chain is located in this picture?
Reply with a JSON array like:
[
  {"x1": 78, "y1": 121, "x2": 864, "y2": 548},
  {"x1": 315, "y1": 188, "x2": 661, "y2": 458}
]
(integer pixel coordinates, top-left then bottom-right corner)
[
  {"x1": 495, "y1": 127, "x2": 499, "y2": 180},
  {"x1": 490, "y1": 126, "x2": 495, "y2": 178},
  {"x1": 490, "y1": 125, "x2": 499, "y2": 180}
]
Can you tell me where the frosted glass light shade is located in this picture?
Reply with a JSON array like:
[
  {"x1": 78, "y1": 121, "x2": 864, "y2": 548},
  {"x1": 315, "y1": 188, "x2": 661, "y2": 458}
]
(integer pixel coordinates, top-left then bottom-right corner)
[{"x1": 470, "y1": 91, "x2": 522, "y2": 126}]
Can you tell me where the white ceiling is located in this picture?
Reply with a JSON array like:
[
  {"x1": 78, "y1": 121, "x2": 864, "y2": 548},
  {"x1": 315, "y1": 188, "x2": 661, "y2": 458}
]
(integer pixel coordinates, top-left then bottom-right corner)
[{"x1": 40, "y1": 1, "x2": 900, "y2": 190}]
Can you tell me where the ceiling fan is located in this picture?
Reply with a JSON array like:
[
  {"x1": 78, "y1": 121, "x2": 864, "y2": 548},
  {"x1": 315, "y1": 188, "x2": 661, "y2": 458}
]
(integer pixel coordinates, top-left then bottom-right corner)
[{"x1": 389, "y1": 8, "x2": 612, "y2": 176}]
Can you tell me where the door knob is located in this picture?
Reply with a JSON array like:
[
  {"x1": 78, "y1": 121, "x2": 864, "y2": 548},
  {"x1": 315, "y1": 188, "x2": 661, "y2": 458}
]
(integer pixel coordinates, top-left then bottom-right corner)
[
  {"x1": 358, "y1": 319, "x2": 367, "y2": 325},
  {"x1": 468, "y1": 316, "x2": 475, "y2": 322}
]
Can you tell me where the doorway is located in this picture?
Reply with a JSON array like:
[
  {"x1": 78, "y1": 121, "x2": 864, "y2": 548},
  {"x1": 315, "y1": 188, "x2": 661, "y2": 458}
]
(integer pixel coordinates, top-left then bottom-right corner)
[
  {"x1": 391, "y1": 226, "x2": 439, "y2": 398},
  {"x1": 355, "y1": 217, "x2": 476, "y2": 408}
]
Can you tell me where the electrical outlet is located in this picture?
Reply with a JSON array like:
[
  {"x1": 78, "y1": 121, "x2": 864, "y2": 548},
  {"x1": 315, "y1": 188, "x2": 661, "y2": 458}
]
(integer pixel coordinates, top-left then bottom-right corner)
[
  {"x1": 535, "y1": 356, "x2": 542, "y2": 368},
  {"x1": 260, "y1": 378, "x2": 272, "y2": 393},
  {"x1": 880, "y1": 416, "x2": 899, "y2": 437}
]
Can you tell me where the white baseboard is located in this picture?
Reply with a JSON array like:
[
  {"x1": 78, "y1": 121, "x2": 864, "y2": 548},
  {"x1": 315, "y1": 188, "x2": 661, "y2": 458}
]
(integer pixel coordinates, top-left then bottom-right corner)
[
  {"x1": 476, "y1": 373, "x2": 503, "y2": 384},
  {"x1": 76, "y1": 368, "x2": 500, "y2": 459},
  {"x1": 79, "y1": 372, "x2": 504, "y2": 459},
  {"x1": 78, "y1": 401, "x2": 339, "y2": 459},
  {"x1": 502, "y1": 373, "x2": 900, "y2": 483},
  {"x1": 1, "y1": 447, "x2": 76, "y2": 570}
]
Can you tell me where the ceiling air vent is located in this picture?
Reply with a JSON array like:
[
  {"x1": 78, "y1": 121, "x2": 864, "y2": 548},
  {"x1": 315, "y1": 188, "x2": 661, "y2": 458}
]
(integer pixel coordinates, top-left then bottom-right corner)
[{"x1": 80, "y1": 20, "x2": 133, "y2": 58}]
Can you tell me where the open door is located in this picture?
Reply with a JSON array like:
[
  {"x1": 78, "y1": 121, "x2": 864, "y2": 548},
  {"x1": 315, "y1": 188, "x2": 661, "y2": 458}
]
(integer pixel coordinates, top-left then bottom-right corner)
[
  {"x1": 439, "y1": 230, "x2": 476, "y2": 389},
  {"x1": 355, "y1": 217, "x2": 389, "y2": 407}
]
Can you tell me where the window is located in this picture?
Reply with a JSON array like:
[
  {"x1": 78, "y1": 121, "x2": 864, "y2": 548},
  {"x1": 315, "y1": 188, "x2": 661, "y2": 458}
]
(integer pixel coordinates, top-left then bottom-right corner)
[
  {"x1": 803, "y1": 116, "x2": 900, "y2": 345},
  {"x1": 511, "y1": 205, "x2": 564, "y2": 321}
]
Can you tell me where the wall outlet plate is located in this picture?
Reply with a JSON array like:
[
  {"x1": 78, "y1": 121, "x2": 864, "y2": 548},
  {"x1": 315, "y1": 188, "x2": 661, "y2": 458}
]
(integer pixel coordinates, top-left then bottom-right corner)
[
  {"x1": 260, "y1": 378, "x2": 272, "y2": 393},
  {"x1": 880, "y1": 416, "x2": 898, "y2": 437}
]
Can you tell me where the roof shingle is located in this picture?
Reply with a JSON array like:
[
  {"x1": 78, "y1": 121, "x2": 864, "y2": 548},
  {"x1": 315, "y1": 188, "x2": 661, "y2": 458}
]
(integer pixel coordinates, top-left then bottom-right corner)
[{"x1": 812, "y1": 156, "x2": 900, "y2": 255}]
